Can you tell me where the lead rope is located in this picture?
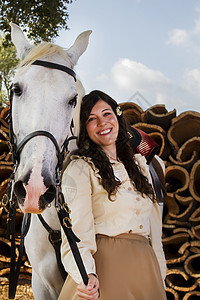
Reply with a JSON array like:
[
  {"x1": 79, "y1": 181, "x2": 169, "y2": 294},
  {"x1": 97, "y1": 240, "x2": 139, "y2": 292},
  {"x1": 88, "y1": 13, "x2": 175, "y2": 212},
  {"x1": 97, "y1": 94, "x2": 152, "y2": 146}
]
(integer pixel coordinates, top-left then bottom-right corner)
[
  {"x1": 10, "y1": 213, "x2": 31, "y2": 299},
  {"x1": 37, "y1": 214, "x2": 68, "y2": 281},
  {"x1": 2, "y1": 164, "x2": 21, "y2": 299},
  {"x1": 55, "y1": 171, "x2": 89, "y2": 286}
]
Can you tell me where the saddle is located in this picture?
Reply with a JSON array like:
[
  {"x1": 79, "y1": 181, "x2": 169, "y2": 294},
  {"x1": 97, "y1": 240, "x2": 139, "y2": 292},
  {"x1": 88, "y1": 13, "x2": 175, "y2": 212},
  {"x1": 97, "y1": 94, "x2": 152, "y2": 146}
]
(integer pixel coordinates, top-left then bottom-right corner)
[{"x1": 128, "y1": 126, "x2": 166, "y2": 203}]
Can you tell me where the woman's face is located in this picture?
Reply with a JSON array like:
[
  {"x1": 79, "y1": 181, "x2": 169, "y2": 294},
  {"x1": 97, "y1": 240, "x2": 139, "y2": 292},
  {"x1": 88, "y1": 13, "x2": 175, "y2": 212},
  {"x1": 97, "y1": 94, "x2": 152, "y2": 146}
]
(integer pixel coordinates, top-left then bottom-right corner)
[{"x1": 86, "y1": 100, "x2": 119, "y2": 152}]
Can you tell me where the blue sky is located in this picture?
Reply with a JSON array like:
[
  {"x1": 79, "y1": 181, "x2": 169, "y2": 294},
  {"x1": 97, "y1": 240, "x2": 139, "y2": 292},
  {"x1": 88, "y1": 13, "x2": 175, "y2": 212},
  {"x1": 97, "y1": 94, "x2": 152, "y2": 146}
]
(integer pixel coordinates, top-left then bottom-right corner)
[{"x1": 55, "y1": 0, "x2": 200, "y2": 114}]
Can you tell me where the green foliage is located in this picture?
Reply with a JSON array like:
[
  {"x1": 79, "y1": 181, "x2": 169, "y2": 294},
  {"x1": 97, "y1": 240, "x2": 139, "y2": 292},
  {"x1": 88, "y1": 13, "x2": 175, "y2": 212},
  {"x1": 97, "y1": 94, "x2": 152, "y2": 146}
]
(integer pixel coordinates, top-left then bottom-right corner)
[
  {"x1": 0, "y1": 0, "x2": 75, "y2": 106},
  {"x1": 0, "y1": 37, "x2": 19, "y2": 106},
  {"x1": 0, "y1": 0, "x2": 74, "y2": 44}
]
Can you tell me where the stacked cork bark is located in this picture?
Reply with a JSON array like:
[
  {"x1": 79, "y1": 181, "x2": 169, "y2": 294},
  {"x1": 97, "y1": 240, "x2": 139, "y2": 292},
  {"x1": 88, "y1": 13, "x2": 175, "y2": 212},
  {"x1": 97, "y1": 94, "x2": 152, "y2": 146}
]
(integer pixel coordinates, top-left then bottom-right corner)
[
  {"x1": 0, "y1": 104, "x2": 32, "y2": 285},
  {"x1": 119, "y1": 102, "x2": 200, "y2": 299},
  {"x1": 0, "y1": 106, "x2": 13, "y2": 202}
]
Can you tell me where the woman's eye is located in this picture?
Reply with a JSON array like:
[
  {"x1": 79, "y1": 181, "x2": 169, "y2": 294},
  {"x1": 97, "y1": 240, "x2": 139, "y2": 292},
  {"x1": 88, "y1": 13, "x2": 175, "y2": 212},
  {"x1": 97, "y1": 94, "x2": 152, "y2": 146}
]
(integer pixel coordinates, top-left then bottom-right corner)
[
  {"x1": 69, "y1": 95, "x2": 77, "y2": 108},
  {"x1": 104, "y1": 112, "x2": 111, "y2": 116},
  {"x1": 12, "y1": 83, "x2": 22, "y2": 96},
  {"x1": 87, "y1": 117, "x2": 96, "y2": 123}
]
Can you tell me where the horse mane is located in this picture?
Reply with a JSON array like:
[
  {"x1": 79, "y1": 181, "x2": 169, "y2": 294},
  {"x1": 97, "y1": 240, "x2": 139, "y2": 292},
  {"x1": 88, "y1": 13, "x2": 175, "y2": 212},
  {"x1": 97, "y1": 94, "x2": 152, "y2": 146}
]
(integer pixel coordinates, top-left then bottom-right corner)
[{"x1": 15, "y1": 42, "x2": 72, "y2": 77}]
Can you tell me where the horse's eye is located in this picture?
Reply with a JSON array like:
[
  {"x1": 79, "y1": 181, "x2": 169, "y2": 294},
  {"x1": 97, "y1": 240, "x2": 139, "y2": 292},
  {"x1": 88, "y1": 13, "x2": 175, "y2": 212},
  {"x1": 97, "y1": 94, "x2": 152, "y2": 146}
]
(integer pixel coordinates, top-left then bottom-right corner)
[
  {"x1": 69, "y1": 95, "x2": 77, "y2": 108},
  {"x1": 12, "y1": 83, "x2": 22, "y2": 96}
]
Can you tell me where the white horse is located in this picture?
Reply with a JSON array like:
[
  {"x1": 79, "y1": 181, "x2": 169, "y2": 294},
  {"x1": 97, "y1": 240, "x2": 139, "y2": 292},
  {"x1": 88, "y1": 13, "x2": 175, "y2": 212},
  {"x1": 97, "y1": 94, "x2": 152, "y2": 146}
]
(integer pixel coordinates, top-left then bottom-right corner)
[{"x1": 10, "y1": 23, "x2": 91, "y2": 300}]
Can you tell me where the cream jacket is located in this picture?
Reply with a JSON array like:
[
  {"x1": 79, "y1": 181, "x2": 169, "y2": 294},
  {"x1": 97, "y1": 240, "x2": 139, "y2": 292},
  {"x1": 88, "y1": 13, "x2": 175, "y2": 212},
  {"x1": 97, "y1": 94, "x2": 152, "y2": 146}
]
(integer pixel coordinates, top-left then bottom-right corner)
[{"x1": 61, "y1": 154, "x2": 167, "y2": 284}]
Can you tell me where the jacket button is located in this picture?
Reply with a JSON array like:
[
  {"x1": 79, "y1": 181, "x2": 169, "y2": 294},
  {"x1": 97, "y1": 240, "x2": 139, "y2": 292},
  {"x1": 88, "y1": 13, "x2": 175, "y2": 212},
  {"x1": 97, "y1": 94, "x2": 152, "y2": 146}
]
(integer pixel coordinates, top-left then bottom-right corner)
[{"x1": 139, "y1": 225, "x2": 143, "y2": 229}]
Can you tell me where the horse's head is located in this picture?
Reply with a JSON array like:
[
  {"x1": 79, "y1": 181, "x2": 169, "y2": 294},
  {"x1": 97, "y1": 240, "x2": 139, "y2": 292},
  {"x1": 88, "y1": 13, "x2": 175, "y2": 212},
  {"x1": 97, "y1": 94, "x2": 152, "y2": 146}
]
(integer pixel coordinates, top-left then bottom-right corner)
[{"x1": 10, "y1": 23, "x2": 91, "y2": 214}]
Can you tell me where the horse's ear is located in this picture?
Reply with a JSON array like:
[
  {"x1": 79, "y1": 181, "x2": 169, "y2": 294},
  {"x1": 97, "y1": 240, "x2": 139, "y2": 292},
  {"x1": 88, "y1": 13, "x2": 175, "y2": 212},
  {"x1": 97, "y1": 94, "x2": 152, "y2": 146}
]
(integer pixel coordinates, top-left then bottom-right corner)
[
  {"x1": 10, "y1": 22, "x2": 32, "y2": 60},
  {"x1": 66, "y1": 30, "x2": 92, "y2": 67}
]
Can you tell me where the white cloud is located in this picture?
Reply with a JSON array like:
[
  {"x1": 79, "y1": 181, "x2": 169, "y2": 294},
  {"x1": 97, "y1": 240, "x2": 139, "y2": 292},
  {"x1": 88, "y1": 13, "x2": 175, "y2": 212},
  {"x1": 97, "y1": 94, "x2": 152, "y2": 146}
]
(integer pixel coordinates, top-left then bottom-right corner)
[
  {"x1": 194, "y1": 16, "x2": 200, "y2": 34},
  {"x1": 155, "y1": 92, "x2": 189, "y2": 112},
  {"x1": 167, "y1": 29, "x2": 189, "y2": 46},
  {"x1": 92, "y1": 58, "x2": 199, "y2": 114},
  {"x1": 167, "y1": 8, "x2": 200, "y2": 48},
  {"x1": 184, "y1": 68, "x2": 200, "y2": 93},
  {"x1": 155, "y1": 93, "x2": 169, "y2": 105},
  {"x1": 111, "y1": 58, "x2": 170, "y2": 91}
]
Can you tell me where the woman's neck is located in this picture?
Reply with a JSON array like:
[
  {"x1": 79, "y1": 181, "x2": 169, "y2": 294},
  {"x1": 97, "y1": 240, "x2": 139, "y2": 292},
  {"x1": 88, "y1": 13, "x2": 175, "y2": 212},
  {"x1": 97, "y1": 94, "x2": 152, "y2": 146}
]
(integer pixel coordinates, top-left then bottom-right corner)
[{"x1": 102, "y1": 146, "x2": 117, "y2": 161}]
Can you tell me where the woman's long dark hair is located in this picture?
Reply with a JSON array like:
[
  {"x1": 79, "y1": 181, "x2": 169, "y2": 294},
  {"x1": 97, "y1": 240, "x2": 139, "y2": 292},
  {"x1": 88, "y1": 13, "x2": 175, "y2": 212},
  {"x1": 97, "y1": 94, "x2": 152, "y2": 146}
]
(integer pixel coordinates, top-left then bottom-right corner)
[{"x1": 73, "y1": 90, "x2": 155, "y2": 201}]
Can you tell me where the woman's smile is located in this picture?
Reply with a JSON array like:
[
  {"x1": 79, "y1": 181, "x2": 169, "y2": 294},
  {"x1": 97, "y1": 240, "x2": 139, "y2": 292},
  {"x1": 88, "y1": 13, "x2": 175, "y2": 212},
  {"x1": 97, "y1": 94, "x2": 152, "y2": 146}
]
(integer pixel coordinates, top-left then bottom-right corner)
[{"x1": 98, "y1": 128, "x2": 112, "y2": 135}]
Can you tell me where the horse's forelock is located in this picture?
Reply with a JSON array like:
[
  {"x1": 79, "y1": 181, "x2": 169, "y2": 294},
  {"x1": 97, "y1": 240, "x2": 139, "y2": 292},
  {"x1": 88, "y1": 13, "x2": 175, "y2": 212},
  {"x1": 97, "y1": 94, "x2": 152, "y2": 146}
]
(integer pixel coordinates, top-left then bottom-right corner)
[{"x1": 15, "y1": 43, "x2": 72, "y2": 77}]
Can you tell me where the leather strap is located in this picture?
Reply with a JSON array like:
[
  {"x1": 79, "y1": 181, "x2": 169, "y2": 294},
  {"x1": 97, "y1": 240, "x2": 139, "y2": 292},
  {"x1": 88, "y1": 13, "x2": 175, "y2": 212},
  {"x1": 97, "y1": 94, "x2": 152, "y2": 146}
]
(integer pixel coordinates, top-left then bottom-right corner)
[
  {"x1": 15, "y1": 130, "x2": 64, "y2": 170},
  {"x1": 57, "y1": 191, "x2": 89, "y2": 286},
  {"x1": 37, "y1": 214, "x2": 68, "y2": 281},
  {"x1": 9, "y1": 212, "x2": 31, "y2": 299},
  {"x1": 151, "y1": 157, "x2": 166, "y2": 198},
  {"x1": 149, "y1": 162, "x2": 163, "y2": 203},
  {"x1": 57, "y1": 209, "x2": 89, "y2": 286},
  {"x1": 32, "y1": 60, "x2": 76, "y2": 82},
  {"x1": 8, "y1": 204, "x2": 16, "y2": 299}
]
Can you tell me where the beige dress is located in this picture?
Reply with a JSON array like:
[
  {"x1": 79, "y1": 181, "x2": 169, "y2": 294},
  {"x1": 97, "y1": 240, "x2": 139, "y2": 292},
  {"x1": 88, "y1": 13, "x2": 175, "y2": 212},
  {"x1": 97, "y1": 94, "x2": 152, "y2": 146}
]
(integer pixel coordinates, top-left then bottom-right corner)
[{"x1": 58, "y1": 154, "x2": 167, "y2": 300}]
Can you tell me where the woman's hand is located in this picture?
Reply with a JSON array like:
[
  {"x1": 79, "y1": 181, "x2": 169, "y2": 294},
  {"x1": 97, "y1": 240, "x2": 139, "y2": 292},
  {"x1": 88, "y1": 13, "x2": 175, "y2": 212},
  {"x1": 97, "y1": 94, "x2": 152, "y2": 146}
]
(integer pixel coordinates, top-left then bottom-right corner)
[{"x1": 77, "y1": 274, "x2": 99, "y2": 299}]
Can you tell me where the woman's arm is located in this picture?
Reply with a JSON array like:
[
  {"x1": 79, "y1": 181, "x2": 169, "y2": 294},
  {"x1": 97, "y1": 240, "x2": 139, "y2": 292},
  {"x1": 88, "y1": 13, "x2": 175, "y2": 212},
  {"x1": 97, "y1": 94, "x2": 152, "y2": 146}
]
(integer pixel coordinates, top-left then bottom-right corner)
[{"x1": 61, "y1": 159, "x2": 97, "y2": 284}]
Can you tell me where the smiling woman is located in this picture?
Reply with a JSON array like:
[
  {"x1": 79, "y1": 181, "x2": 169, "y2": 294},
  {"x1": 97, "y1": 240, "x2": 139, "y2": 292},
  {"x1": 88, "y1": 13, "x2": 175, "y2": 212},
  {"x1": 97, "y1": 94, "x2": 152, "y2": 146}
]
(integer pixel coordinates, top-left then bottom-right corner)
[
  {"x1": 59, "y1": 90, "x2": 167, "y2": 300},
  {"x1": 86, "y1": 100, "x2": 119, "y2": 159}
]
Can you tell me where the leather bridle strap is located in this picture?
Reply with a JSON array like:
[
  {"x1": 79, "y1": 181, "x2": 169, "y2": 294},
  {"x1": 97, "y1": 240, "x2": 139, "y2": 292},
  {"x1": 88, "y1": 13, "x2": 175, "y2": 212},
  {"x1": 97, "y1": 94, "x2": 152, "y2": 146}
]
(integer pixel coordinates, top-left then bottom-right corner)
[
  {"x1": 15, "y1": 130, "x2": 65, "y2": 171},
  {"x1": 9, "y1": 59, "x2": 77, "y2": 167},
  {"x1": 32, "y1": 60, "x2": 76, "y2": 82}
]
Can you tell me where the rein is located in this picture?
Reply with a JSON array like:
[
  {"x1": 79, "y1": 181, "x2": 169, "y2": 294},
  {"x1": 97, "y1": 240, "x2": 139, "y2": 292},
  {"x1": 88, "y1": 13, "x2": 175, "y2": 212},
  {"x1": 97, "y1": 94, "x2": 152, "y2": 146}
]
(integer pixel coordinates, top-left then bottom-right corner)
[{"x1": 5, "y1": 60, "x2": 88, "y2": 299}]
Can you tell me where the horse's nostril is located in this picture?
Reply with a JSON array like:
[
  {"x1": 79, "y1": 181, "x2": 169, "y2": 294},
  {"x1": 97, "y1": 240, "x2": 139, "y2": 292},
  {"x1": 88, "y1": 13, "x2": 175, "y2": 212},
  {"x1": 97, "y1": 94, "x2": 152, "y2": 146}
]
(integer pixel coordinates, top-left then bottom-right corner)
[
  {"x1": 39, "y1": 185, "x2": 56, "y2": 205},
  {"x1": 14, "y1": 181, "x2": 26, "y2": 204}
]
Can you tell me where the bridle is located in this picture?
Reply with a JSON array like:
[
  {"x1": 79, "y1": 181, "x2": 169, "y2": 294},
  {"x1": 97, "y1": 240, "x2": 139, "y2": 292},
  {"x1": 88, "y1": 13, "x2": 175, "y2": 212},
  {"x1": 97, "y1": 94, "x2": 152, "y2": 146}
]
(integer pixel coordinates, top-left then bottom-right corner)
[{"x1": 9, "y1": 59, "x2": 77, "y2": 173}]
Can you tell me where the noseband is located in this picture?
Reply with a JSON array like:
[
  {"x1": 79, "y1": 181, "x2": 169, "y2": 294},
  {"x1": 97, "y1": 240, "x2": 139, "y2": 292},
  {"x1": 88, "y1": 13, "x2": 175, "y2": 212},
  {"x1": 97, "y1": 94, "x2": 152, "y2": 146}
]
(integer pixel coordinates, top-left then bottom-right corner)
[{"x1": 9, "y1": 59, "x2": 77, "y2": 172}]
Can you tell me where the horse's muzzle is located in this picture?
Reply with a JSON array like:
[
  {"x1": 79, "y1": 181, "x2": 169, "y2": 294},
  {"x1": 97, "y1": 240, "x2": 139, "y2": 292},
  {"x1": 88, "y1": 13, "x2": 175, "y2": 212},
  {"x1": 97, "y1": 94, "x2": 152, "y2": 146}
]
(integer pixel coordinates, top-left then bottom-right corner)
[{"x1": 13, "y1": 180, "x2": 56, "y2": 213}]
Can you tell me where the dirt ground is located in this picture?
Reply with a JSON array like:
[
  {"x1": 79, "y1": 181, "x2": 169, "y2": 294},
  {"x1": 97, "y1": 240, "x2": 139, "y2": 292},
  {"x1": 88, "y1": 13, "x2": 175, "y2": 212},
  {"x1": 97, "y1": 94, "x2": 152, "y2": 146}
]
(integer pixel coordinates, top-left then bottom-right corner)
[{"x1": 0, "y1": 283, "x2": 34, "y2": 299}]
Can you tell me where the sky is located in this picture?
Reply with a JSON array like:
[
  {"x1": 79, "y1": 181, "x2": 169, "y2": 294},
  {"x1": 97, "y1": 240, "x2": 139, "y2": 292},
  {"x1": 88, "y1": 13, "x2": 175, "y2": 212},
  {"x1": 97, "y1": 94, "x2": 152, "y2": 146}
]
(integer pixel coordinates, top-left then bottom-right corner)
[{"x1": 55, "y1": 0, "x2": 200, "y2": 114}]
